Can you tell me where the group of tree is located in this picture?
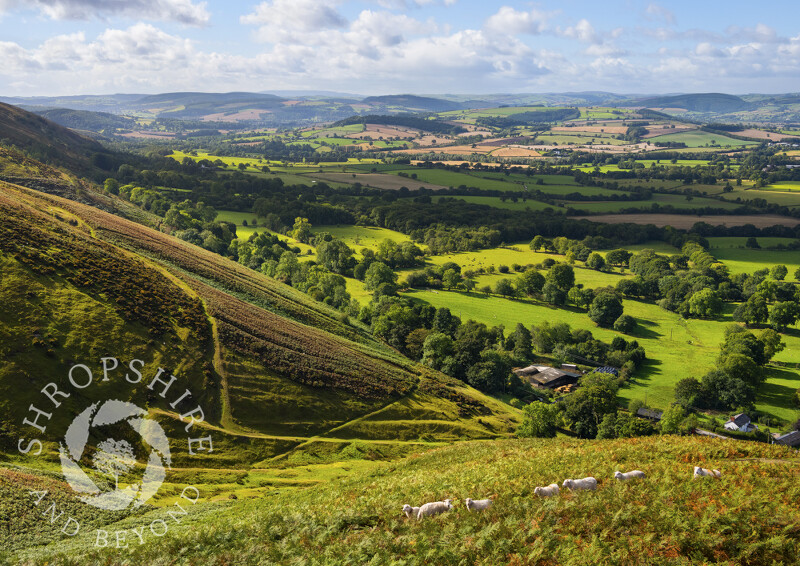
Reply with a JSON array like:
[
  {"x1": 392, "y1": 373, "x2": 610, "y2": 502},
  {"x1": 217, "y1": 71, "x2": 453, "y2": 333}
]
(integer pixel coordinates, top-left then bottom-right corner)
[{"x1": 673, "y1": 325, "x2": 785, "y2": 411}]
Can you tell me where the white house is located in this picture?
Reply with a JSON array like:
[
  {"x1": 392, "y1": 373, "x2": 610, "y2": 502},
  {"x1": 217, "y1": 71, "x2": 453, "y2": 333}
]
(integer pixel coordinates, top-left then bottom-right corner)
[{"x1": 723, "y1": 413, "x2": 757, "y2": 433}]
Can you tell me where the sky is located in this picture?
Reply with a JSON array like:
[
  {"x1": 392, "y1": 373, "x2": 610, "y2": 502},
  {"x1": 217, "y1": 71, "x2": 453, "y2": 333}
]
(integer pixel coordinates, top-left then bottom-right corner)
[{"x1": 1, "y1": 0, "x2": 799, "y2": 97}]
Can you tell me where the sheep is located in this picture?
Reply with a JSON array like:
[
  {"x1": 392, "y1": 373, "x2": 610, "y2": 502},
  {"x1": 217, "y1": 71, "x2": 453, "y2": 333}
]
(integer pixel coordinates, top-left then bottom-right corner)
[
  {"x1": 562, "y1": 477, "x2": 598, "y2": 491},
  {"x1": 416, "y1": 498, "x2": 453, "y2": 520},
  {"x1": 402, "y1": 504, "x2": 420, "y2": 518},
  {"x1": 533, "y1": 484, "x2": 560, "y2": 498},
  {"x1": 693, "y1": 466, "x2": 722, "y2": 479},
  {"x1": 614, "y1": 470, "x2": 646, "y2": 481},
  {"x1": 464, "y1": 498, "x2": 492, "y2": 511}
]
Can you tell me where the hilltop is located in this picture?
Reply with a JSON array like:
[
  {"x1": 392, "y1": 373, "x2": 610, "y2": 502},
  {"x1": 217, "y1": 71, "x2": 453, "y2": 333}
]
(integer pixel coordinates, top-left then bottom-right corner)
[{"x1": 10, "y1": 435, "x2": 800, "y2": 564}]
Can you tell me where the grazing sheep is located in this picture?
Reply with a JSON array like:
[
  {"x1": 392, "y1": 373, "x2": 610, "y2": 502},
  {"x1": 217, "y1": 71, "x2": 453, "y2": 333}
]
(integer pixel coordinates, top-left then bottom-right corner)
[
  {"x1": 562, "y1": 477, "x2": 598, "y2": 491},
  {"x1": 614, "y1": 470, "x2": 646, "y2": 481},
  {"x1": 693, "y1": 466, "x2": 722, "y2": 479},
  {"x1": 402, "y1": 504, "x2": 420, "y2": 518},
  {"x1": 533, "y1": 484, "x2": 560, "y2": 498},
  {"x1": 416, "y1": 499, "x2": 453, "y2": 520},
  {"x1": 464, "y1": 498, "x2": 492, "y2": 511}
]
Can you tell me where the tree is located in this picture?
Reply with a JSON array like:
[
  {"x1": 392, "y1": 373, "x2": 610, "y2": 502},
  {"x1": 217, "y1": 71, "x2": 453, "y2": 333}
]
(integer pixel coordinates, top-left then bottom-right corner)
[
  {"x1": 674, "y1": 377, "x2": 703, "y2": 409},
  {"x1": 588, "y1": 293, "x2": 624, "y2": 328},
  {"x1": 586, "y1": 252, "x2": 606, "y2": 271},
  {"x1": 421, "y1": 332, "x2": 454, "y2": 371},
  {"x1": 568, "y1": 286, "x2": 593, "y2": 309},
  {"x1": 529, "y1": 235, "x2": 546, "y2": 251},
  {"x1": 494, "y1": 278, "x2": 516, "y2": 297},
  {"x1": 517, "y1": 269, "x2": 545, "y2": 297},
  {"x1": 606, "y1": 249, "x2": 632, "y2": 267},
  {"x1": 103, "y1": 178, "x2": 120, "y2": 195},
  {"x1": 466, "y1": 350, "x2": 511, "y2": 393},
  {"x1": 613, "y1": 314, "x2": 637, "y2": 334},
  {"x1": 511, "y1": 323, "x2": 533, "y2": 361},
  {"x1": 546, "y1": 263, "x2": 575, "y2": 291},
  {"x1": 442, "y1": 269, "x2": 461, "y2": 289},
  {"x1": 733, "y1": 292, "x2": 768, "y2": 326},
  {"x1": 769, "y1": 301, "x2": 799, "y2": 331},
  {"x1": 659, "y1": 405, "x2": 688, "y2": 435},
  {"x1": 596, "y1": 413, "x2": 618, "y2": 439},
  {"x1": 560, "y1": 372, "x2": 620, "y2": 438},
  {"x1": 290, "y1": 217, "x2": 313, "y2": 243},
  {"x1": 795, "y1": 266, "x2": 800, "y2": 281},
  {"x1": 517, "y1": 402, "x2": 558, "y2": 438},
  {"x1": 688, "y1": 288, "x2": 723, "y2": 318},
  {"x1": 770, "y1": 265, "x2": 788, "y2": 281},
  {"x1": 364, "y1": 262, "x2": 397, "y2": 291},
  {"x1": 541, "y1": 281, "x2": 566, "y2": 305},
  {"x1": 316, "y1": 238, "x2": 354, "y2": 274},
  {"x1": 405, "y1": 328, "x2": 430, "y2": 360},
  {"x1": 745, "y1": 237, "x2": 760, "y2": 249},
  {"x1": 432, "y1": 307, "x2": 459, "y2": 336}
]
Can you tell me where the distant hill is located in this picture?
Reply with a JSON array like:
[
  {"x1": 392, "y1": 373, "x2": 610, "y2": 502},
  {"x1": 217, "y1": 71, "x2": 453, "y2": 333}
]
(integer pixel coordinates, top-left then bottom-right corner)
[
  {"x1": 31, "y1": 107, "x2": 136, "y2": 133},
  {"x1": 362, "y1": 95, "x2": 464, "y2": 112},
  {"x1": 0, "y1": 102, "x2": 118, "y2": 176},
  {"x1": 630, "y1": 93, "x2": 753, "y2": 113}
]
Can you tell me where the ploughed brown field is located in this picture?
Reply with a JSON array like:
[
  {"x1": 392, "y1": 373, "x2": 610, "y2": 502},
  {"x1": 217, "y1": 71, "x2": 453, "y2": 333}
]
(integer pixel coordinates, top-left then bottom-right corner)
[{"x1": 571, "y1": 213, "x2": 800, "y2": 228}]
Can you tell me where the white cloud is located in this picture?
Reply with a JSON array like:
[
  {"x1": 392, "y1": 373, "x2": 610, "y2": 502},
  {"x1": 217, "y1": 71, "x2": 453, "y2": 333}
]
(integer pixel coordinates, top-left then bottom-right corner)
[
  {"x1": 645, "y1": 3, "x2": 675, "y2": 26},
  {"x1": 241, "y1": 0, "x2": 347, "y2": 43},
  {"x1": 1, "y1": 0, "x2": 209, "y2": 26},
  {"x1": 585, "y1": 44, "x2": 626, "y2": 58},
  {"x1": 484, "y1": 6, "x2": 550, "y2": 35},
  {"x1": 559, "y1": 19, "x2": 598, "y2": 43}
]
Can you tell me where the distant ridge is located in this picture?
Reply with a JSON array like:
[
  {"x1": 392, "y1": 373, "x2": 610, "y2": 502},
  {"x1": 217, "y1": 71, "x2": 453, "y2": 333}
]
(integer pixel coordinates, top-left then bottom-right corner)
[
  {"x1": 361, "y1": 94, "x2": 464, "y2": 112},
  {"x1": 628, "y1": 93, "x2": 753, "y2": 113}
]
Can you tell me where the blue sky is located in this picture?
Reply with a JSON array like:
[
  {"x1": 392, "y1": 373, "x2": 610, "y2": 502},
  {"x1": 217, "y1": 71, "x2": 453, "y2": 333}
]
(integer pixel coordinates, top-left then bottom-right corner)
[{"x1": 1, "y1": 0, "x2": 799, "y2": 96}]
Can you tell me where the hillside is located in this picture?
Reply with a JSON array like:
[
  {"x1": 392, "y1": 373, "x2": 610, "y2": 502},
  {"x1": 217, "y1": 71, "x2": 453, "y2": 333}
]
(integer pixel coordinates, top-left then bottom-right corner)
[
  {"x1": 360, "y1": 95, "x2": 464, "y2": 112},
  {"x1": 0, "y1": 102, "x2": 118, "y2": 176},
  {"x1": 0, "y1": 178, "x2": 518, "y2": 469},
  {"x1": 32, "y1": 108, "x2": 136, "y2": 134},
  {"x1": 9, "y1": 436, "x2": 800, "y2": 564}
]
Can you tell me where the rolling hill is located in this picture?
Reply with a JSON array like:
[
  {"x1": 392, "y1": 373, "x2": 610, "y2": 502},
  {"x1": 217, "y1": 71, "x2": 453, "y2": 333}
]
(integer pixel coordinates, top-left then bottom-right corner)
[
  {"x1": 630, "y1": 93, "x2": 753, "y2": 113},
  {"x1": 360, "y1": 95, "x2": 465, "y2": 112}
]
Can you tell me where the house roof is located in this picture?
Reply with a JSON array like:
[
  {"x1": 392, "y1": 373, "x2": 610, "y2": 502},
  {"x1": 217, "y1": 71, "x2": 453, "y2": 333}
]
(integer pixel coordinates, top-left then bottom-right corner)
[
  {"x1": 776, "y1": 431, "x2": 800, "y2": 447},
  {"x1": 592, "y1": 366, "x2": 619, "y2": 376},
  {"x1": 730, "y1": 413, "x2": 751, "y2": 427},
  {"x1": 636, "y1": 408, "x2": 663, "y2": 420},
  {"x1": 513, "y1": 365, "x2": 580, "y2": 386}
]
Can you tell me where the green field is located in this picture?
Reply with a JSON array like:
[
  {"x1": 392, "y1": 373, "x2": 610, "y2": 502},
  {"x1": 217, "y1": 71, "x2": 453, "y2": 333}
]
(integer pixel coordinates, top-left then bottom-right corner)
[
  {"x1": 391, "y1": 169, "x2": 522, "y2": 191},
  {"x1": 434, "y1": 195, "x2": 562, "y2": 212},
  {"x1": 708, "y1": 239, "x2": 800, "y2": 277},
  {"x1": 565, "y1": 193, "x2": 743, "y2": 213},
  {"x1": 647, "y1": 131, "x2": 757, "y2": 148},
  {"x1": 311, "y1": 225, "x2": 418, "y2": 253}
]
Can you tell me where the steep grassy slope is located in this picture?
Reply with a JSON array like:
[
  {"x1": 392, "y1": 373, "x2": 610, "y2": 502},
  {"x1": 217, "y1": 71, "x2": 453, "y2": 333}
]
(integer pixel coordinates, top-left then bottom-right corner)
[
  {"x1": 10, "y1": 436, "x2": 800, "y2": 564},
  {"x1": 0, "y1": 180, "x2": 519, "y2": 476},
  {"x1": 0, "y1": 103, "x2": 115, "y2": 175}
]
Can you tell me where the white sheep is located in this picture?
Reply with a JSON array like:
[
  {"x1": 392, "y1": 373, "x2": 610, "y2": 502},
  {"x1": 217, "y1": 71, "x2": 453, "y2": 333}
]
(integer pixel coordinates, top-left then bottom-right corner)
[
  {"x1": 562, "y1": 477, "x2": 598, "y2": 491},
  {"x1": 402, "y1": 504, "x2": 420, "y2": 518},
  {"x1": 533, "y1": 484, "x2": 560, "y2": 498},
  {"x1": 464, "y1": 498, "x2": 492, "y2": 511},
  {"x1": 693, "y1": 466, "x2": 722, "y2": 479},
  {"x1": 614, "y1": 470, "x2": 646, "y2": 481},
  {"x1": 416, "y1": 498, "x2": 453, "y2": 520}
]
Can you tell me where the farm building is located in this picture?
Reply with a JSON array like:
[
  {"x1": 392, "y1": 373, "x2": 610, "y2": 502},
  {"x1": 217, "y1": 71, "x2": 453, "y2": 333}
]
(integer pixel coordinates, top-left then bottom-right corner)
[
  {"x1": 636, "y1": 408, "x2": 663, "y2": 422},
  {"x1": 774, "y1": 430, "x2": 800, "y2": 447},
  {"x1": 513, "y1": 365, "x2": 582, "y2": 389},
  {"x1": 592, "y1": 366, "x2": 619, "y2": 376},
  {"x1": 724, "y1": 413, "x2": 757, "y2": 433}
]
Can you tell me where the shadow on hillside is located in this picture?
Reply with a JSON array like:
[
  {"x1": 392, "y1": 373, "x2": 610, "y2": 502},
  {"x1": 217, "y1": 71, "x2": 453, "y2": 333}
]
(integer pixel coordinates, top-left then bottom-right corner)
[
  {"x1": 628, "y1": 359, "x2": 663, "y2": 387},
  {"x1": 630, "y1": 319, "x2": 662, "y2": 340}
]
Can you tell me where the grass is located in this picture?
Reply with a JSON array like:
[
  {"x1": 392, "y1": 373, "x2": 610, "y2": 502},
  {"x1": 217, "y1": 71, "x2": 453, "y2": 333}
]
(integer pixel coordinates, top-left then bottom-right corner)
[
  {"x1": 14, "y1": 436, "x2": 800, "y2": 564},
  {"x1": 566, "y1": 193, "x2": 744, "y2": 213},
  {"x1": 434, "y1": 195, "x2": 562, "y2": 212},
  {"x1": 310, "y1": 225, "x2": 417, "y2": 253},
  {"x1": 391, "y1": 169, "x2": 522, "y2": 191}
]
